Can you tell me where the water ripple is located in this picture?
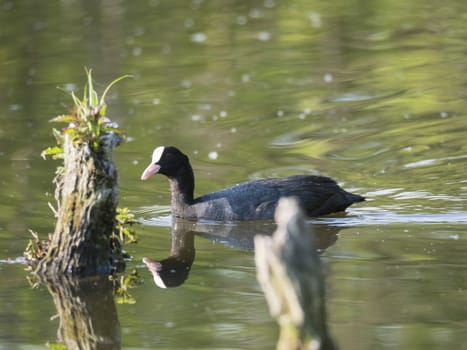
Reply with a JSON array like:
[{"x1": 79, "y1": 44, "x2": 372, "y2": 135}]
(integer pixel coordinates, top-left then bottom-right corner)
[
  {"x1": 0, "y1": 257, "x2": 27, "y2": 265},
  {"x1": 135, "y1": 205, "x2": 172, "y2": 226},
  {"x1": 310, "y1": 211, "x2": 467, "y2": 227},
  {"x1": 134, "y1": 205, "x2": 171, "y2": 216},
  {"x1": 404, "y1": 154, "x2": 467, "y2": 168}
]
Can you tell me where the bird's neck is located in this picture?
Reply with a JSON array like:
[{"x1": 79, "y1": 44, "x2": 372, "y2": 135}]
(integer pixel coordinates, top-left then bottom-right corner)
[
  {"x1": 170, "y1": 225, "x2": 195, "y2": 259},
  {"x1": 167, "y1": 164, "x2": 195, "y2": 216}
]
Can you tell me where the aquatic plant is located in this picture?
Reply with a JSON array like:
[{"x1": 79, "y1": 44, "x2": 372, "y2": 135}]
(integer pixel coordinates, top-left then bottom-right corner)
[
  {"x1": 41, "y1": 67, "x2": 131, "y2": 159},
  {"x1": 24, "y1": 230, "x2": 51, "y2": 263},
  {"x1": 111, "y1": 269, "x2": 143, "y2": 305},
  {"x1": 115, "y1": 207, "x2": 138, "y2": 244}
]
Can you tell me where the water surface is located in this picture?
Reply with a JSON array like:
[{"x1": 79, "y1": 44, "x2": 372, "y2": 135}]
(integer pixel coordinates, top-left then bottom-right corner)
[{"x1": 0, "y1": 0, "x2": 466, "y2": 349}]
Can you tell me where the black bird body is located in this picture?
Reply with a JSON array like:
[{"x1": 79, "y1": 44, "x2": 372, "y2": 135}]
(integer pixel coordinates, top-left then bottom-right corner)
[{"x1": 141, "y1": 146, "x2": 364, "y2": 221}]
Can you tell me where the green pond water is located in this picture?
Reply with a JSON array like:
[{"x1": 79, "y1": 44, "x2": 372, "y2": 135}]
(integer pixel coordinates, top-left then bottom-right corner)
[{"x1": 1, "y1": 0, "x2": 467, "y2": 349}]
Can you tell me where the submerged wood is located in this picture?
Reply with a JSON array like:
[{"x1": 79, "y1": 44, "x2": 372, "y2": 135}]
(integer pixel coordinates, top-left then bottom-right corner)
[
  {"x1": 36, "y1": 131, "x2": 121, "y2": 276},
  {"x1": 254, "y1": 197, "x2": 337, "y2": 350}
]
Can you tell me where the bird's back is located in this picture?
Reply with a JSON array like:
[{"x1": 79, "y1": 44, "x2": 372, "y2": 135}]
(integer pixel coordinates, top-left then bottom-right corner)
[{"x1": 191, "y1": 175, "x2": 364, "y2": 221}]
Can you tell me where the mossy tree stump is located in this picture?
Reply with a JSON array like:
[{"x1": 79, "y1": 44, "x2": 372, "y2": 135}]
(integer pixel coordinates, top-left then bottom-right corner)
[
  {"x1": 27, "y1": 69, "x2": 131, "y2": 276},
  {"x1": 36, "y1": 131, "x2": 121, "y2": 276}
]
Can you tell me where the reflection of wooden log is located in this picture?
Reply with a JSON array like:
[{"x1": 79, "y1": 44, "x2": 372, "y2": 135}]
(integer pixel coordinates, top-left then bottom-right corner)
[
  {"x1": 36, "y1": 132, "x2": 121, "y2": 276},
  {"x1": 42, "y1": 274, "x2": 121, "y2": 350},
  {"x1": 254, "y1": 197, "x2": 337, "y2": 350}
]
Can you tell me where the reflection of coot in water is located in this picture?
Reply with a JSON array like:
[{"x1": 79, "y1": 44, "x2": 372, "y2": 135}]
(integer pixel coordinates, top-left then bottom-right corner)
[
  {"x1": 143, "y1": 230, "x2": 195, "y2": 288},
  {"x1": 192, "y1": 221, "x2": 340, "y2": 252},
  {"x1": 141, "y1": 146, "x2": 365, "y2": 221},
  {"x1": 143, "y1": 256, "x2": 192, "y2": 288},
  {"x1": 143, "y1": 219, "x2": 342, "y2": 289}
]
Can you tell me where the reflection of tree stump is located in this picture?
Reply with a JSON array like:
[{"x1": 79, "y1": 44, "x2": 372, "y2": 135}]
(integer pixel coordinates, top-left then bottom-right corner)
[
  {"x1": 36, "y1": 131, "x2": 121, "y2": 276},
  {"x1": 42, "y1": 274, "x2": 121, "y2": 350},
  {"x1": 255, "y1": 197, "x2": 337, "y2": 350}
]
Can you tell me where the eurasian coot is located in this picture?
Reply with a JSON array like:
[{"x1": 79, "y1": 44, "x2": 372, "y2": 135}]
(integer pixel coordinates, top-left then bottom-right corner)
[{"x1": 141, "y1": 146, "x2": 364, "y2": 221}]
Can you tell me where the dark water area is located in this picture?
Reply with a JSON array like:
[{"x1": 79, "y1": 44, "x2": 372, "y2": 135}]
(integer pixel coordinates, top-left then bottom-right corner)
[{"x1": 1, "y1": 0, "x2": 467, "y2": 349}]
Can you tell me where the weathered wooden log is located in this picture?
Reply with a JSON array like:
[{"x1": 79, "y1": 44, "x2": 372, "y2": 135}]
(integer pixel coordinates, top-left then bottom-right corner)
[
  {"x1": 254, "y1": 197, "x2": 337, "y2": 350},
  {"x1": 35, "y1": 131, "x2": 121, "y2": 276}
]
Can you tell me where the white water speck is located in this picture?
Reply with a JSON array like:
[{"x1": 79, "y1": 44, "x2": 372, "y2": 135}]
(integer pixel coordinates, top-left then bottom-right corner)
[
  {"x1": 152, "y1": 98, "x2": 160, "y2": 105},
  {"x1": 249, "y1": 8, "x2": 264, "y2": 18},
  {"x1": 208, "y1": 151, "x2": 218, "y2": 160},
  {"x1": 134, "y1": 27, "x2": 145, "y2": 36},
  {"x1": 181, "y1": 80, "x2": 192, "y2": 88},
  {"x1": 324, "y1": 73, "x2": 333, "y2": 83},
  {"x1": 199, "y1": 104, "x2": 212, "y2": 110},
  {"x1": 257, "y1": 31, "x2": 271, "y2": 41},
  {"x1": 277, "y1": 110, "x2": 284, "y2": 117},
  {"x1": 191, "y1": 32, "x2": 207, "y2": 43},
  {"x1": 309, "y1": 12, "x2": 321, "y2": 28},
  {"x1": 220, "y1": 110, "x2": 228, "y2": 118},
  {"x1": 62, "y1": 83, "x2": 77, "y2": 92},
  {"x1": 236, "y1": 16, "x2": 247, "y2": 25},
  {"x1": 241, "y1": 74, "x2": 250, "y2": 83},
  {"x1": 9, "y1": 104, "x2": 23, "y2": 111},
  {"x1": 132, "y1": 47, "x2": 142, "y2": 56}
]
